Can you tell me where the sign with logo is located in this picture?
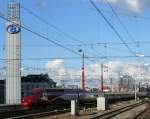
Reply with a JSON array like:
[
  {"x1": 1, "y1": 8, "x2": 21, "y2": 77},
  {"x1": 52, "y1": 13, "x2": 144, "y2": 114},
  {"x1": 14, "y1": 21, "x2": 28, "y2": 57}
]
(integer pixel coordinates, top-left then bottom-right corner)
[{"x1": 7, "y1": 24, "x2": 21, "y2": 34}]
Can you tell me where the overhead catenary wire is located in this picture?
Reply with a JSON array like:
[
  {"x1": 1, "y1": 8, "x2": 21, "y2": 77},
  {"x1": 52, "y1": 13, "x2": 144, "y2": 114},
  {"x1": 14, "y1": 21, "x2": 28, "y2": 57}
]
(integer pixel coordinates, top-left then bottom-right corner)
[
  {"x1": 0, "y1": 55, "x2": 148, "y2": 61},
  {"x1": 21, "y1": 4, "x2": 148, "y2": 62},
  {"x1": 21, "y1": 5, "x2": 104, "y2": 60},
  {"x1": 1, "y1": 11, "x2": 100, "y2": 65},
  {"x1": 0, "y1": 15, "x2": 81, "y2": 56},
  {"x1": 1, "y1": 2, "x2": 146, "y2": 66},
  {"x1": 21, "y1": 5, "x2": 86, "y2": 44},
  {"x1": 89, "y1": 0, "x2": 137, "y2": 56},
  {"x1": 0, "y1": 41, "x2": 150, "y2": 47},
  {"x1": 7, "y1": 41, "x2": 150, "y2": 47},
  {"x1": 105, "y1": 0, "x2": 142, "y2": 54},
  {"x1": 21, "y1": 5, "x2": 150, "y2": 49},
  {"x1": 94, "y1": 5, "x2": 150, "y2": 21}
]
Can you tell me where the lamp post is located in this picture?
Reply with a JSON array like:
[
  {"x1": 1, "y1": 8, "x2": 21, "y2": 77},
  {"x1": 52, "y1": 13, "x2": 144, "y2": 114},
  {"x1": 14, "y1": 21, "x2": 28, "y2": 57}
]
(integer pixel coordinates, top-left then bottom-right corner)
[{"x1": 78, "y1": 49, "x2": 85, "y2": 91}]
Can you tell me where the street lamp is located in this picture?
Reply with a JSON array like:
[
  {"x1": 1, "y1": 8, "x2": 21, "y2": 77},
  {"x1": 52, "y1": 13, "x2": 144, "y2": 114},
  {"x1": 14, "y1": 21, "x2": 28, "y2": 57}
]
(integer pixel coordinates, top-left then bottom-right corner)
[{"x1": 78, "y1": 49, "x2": 85, "y2": 91}]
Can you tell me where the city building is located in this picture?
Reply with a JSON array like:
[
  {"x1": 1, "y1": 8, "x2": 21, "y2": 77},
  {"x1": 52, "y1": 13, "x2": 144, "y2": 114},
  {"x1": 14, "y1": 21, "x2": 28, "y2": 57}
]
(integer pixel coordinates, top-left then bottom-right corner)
[{"x1": 120, "y1": 75, "x2": 134, "y2": 92}]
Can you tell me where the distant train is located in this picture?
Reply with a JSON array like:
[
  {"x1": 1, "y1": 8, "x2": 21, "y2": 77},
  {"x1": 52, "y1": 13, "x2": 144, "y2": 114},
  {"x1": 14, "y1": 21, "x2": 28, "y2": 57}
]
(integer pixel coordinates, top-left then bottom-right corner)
[{"x1": 21, "y1": 88, "x2": 147, "y2": 109}]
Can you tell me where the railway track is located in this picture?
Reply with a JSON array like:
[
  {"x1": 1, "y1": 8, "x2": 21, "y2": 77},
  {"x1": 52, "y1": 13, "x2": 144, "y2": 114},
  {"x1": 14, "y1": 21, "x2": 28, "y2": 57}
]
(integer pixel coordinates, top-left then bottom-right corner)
[
  {"x1": 91, "y1": 101, "x2": 145, "y2": 119},
  {"x1": 133, "y1": 106, "x2": 150, "y2": 119},
  {"x1": 6, "y1": 108, "x2": 70, "y2": 119},
  {"x1": 1, "y1": 102, "x2": 96, "y2": 119},
  {"x1": 1, "y1": 101, "x2": 147, "y2": 119},
  {"x1": 0, "y1": 104, "x2": 70, "y2": 119}
]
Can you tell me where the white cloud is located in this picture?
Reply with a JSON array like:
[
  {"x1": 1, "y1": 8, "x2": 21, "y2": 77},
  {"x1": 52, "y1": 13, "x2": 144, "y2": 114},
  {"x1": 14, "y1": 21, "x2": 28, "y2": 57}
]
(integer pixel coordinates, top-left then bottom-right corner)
[
  {"x1": 107, "y1": 0, "x2": 117, "y2": 4},
  {"x1": 36, "y1": 0, "x2": 47, "y2": 11},
  {"x1": 45, "y1": 59, "x2": 67, "y2": 78},
  {"x1": 99, "y1": 0, "x2": 150, "y2": 13},
  {"x1": 45, "y1": 59, "x2": 64, "y2": 70},
  {"x1": 126, "y1": 0, "x2": 140, "y2": 13},
  {"x1": 44, "y1": 59, "x2": 150, "y2": 88}
]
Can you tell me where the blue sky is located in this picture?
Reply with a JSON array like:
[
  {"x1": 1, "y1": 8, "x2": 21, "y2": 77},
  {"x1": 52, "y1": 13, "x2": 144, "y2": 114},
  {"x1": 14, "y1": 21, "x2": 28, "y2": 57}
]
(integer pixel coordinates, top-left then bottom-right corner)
[{"x1": 0, "y1": 0, "x2": 150, "y2": 85}]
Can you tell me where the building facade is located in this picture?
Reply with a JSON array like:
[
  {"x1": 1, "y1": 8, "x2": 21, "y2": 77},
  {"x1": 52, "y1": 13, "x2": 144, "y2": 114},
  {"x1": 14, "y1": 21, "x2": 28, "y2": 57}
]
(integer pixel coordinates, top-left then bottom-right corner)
[{"x1": 120, "y1": 75, "x2": 134, "y2": 92}]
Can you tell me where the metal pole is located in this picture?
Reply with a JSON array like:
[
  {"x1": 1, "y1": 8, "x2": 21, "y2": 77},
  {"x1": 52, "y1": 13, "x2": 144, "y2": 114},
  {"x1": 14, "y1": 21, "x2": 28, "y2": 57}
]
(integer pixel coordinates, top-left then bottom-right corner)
[
  {"x1": 139, "y1": 82, "x2": 141, "y2": 92},
  {"x1": 134, "y1": 78, "x2": 137, "y2": 101},
  {"x1": 77, "y1": 85, "x2": 79, "y2": 102},
  {"x1": 126, "y1": 78, "x2": 129, "y2": 92},
  {"x1": 82, "y1": 52, "x2": 85, "y2": 91},
  {"x1": 101, "y1": 63, "x2": 104, "y2": 92},
  {"x1": 110, "y1": 78, "x2": 113, "y2": 92}
]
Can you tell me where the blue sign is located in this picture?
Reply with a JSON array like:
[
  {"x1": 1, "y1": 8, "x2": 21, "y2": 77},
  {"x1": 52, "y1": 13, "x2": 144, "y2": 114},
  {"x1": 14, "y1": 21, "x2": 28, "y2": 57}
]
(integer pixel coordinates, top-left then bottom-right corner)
[{"x1": 7, "y1": 24, "x2": 21, "y2": 34}]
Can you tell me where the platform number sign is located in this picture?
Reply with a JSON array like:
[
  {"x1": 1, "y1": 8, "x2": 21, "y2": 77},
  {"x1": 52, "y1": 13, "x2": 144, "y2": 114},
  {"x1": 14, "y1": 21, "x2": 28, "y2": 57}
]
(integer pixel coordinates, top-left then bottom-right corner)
[{"x1": 7, "y1": 24, "x2": 21, "y2": 34}]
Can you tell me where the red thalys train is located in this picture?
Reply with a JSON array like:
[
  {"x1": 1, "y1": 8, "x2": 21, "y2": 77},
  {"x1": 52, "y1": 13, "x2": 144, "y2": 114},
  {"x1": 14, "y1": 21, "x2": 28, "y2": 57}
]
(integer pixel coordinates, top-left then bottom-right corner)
[
  {"x1": 21, "y1": 88, "x2": 94, "y2": 109},
  {"x1": 21, "y1": 88, "x2": 147, "y2": 109}
]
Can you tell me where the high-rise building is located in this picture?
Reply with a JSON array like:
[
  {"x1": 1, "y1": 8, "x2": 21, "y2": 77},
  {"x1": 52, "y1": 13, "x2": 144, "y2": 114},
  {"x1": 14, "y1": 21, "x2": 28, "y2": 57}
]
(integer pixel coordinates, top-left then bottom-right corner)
[
  {"x1": 119, "y1": 75, "x2": 134, "y2": 92},
  {"x1": 6, "y1": 3, "x2": 21, "y2": 104}
]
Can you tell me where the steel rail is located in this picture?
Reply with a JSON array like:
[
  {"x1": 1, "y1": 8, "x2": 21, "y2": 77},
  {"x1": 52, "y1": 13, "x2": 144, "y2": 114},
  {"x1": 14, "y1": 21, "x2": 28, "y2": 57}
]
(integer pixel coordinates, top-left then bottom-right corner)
[
  {"x1": 0, "y1": 103, "x2": 70, "y2": 119},
  {"x1": 1, "y1": 102, "x2": 96, "y2": 119},
  {"x1": 133, "y1": 106, "x2": 150, "y2": 119},
  {"x1": 91, "y1": 101, "x2": 145, "y2": 119},
  {"x1": 7, "y1": 108, "x2": 70, "y2": 119}
]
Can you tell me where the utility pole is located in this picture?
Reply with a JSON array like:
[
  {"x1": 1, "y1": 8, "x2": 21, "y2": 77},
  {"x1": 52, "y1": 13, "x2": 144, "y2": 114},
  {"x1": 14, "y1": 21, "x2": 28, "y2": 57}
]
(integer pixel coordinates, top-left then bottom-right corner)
[
  {"x1": 126, "y1": 78, "x2": 129, "y2": 92},
  {"x1": 134, "y1": 77, "x2": 137, "y2": 101},
  {"x1": 82, "y1": 52, "x2": 85, "y2": 91},
  {"x1": 139, "y1": 82, "x2": 141, "y2": 92},
  {"x1": 101, "y1": 63, "x2": 104, "y2": 92},
  {"x1": 110, "y1": 77, "x2": 113, "y2": 92}
]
